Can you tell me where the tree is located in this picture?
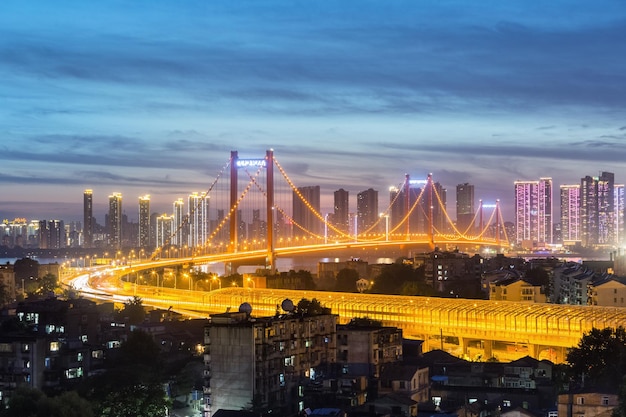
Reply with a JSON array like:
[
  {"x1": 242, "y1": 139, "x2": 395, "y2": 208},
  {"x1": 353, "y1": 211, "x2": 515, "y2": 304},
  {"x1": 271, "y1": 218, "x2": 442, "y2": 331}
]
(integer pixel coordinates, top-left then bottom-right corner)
[
  {"x1": 296, "y1": 298, "x2": 331, "y2": 315},
  {"x1": 0, "y1": 386, "x2": 94, "y2": 417},
  {"x1": 37, "y1": 273, "x2": 58, "y2": 295},
  {"x1": 335, "y1": 268, "x2": 359, "y2": 292},
  {"x1": 85, "y1": 330, "x2": 169, "y2": 417},
  {"x1": 566, "y1": 326, "x2": 626, "y2": 392},
  {"x1": 118, "y1": 295, "x2": 146, "y2": 325}
]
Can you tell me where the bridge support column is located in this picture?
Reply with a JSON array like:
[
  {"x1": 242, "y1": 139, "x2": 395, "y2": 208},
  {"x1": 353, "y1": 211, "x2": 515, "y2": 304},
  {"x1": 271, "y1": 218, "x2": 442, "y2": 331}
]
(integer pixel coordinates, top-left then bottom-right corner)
[{"x1": 483, "y1": 339, "x2": 493, "y2": 360}]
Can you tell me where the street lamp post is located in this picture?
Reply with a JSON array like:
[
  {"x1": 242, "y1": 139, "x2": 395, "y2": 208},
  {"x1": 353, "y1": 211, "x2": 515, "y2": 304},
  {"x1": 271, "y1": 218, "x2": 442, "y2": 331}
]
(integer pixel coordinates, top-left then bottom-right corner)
[{"x1": 210, "y1": 276, "x2": 222, "y2": 291}]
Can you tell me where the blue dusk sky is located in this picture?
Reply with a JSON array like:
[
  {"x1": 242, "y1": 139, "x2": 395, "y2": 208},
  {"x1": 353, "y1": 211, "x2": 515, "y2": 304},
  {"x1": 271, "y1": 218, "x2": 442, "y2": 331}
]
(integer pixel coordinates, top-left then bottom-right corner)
[{"x1": 1, "y1": 1, "x2": 626, "y2": 223}]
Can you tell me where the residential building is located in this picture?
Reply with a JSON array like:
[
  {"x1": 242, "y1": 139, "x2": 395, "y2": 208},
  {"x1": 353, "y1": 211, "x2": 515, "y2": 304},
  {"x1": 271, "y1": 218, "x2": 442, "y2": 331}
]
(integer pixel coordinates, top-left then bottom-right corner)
[
  {"x1": 560, "y1": 184, "x2": 581, "y2": 244},
  {"x1": 172, "y1": 198, "x2": 186, "y2": 247},
  {"x1": 293, "y1": 186, "x2": 321, "y2": 239},
  {"x1": 38, "y1": 220, "x2": 65, "y2": 249},
  {"x1": 333, "y1": 189, "x2": 350, "y2": 235},
  {"x1": 156, "y1": 214, "x2": 174, "y2": 248},
  {"x1": 588, "y1": 276, "x2": 626, "y2": 307},
  {"x1": 108, "y1": 192, "x2": 123, "y2": 249},
  {"x1": 336, "y1": 318, "x2": 402, "y2": 379},
  {"x1": 138, "y1": 195, "x2": 151, "y2": 248},
  {"x1": 204, "y1": 302, "x2": 337, "y2": 416},
  {"x1": 514, "y1": 178, "x2": 552, "y2": 247},
  {"x1": 188, "y1": 192, "x2": 209, "y2": 249},
  {"x1": 557, "y1": 392, "x2": 618, "y2": 417},
  {"x1": 489, "y1": 277, "x2": 546, "y2": 303},
  {"x1": 456, "y1": 183, "x2": 475, "y2": 234},
  {"x1": 581, "y1": 172, "x2": 615, "y2": 247},
  {"x1": 356, "y1": 188, "x2": 378, "y2": 235},
  {"x1": 83, "y1": 189, "x2": 93, "y2": 248}
]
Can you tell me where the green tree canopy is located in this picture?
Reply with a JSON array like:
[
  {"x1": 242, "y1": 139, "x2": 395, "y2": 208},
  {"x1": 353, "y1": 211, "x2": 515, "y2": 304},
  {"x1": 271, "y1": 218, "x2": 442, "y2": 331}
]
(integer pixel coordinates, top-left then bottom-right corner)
[
  {"x1": 0, "y1": 386, "x2": 93, "y2": 417},
  {"x1": 118, "y1": 295, "x2": 146, "y2": 325},
  {"x1": 335, "y1": 268, "x2": 360, "y2": 292},
  {"x1": 85, "y1": 330, "x2": 169, "y2": 417},
  {"x1": 296, "y1": 298, "x2": 331, "y2": 315},
  {"x1": 566, "y1": 326, "x2": 626, "y2": 392}
]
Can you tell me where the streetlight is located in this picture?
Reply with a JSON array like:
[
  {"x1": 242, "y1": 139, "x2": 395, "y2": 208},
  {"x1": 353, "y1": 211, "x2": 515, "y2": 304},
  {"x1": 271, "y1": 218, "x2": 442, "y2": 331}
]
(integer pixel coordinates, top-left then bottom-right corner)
[
  {"x1": 210, "y1": 276, "x2": 222, "y2": 291},
  {"x1": 246, "y1": 276, "x2": 255, "y2": 289},
  {"x1": 183, "y1": 273, "x2": 191, "y2": 291}
]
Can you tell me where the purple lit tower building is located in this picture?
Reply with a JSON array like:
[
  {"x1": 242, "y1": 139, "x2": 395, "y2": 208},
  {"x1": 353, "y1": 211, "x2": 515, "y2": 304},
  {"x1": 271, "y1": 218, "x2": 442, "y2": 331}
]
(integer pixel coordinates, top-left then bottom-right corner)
[
  {"x1": 560, "y1": 184, "x2": 581, "y2": 245},
  {"x1": 514, "y1": 178, "x2": 552, "y2": 247},
  {"x1": 581, "y1": 172, "x2": 615, "y2": 247}
]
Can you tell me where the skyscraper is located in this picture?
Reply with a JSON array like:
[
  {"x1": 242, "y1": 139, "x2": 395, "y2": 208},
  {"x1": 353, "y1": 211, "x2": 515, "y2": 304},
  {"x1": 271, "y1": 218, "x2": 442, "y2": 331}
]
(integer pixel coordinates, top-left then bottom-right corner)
[
  {"x1": 333, "y1": 188, "x2": 349, "y2": 234},
  {"x1": 138, "y1": 195, "x2": 151, "y2": 248},
  {"x1": 357, "y1": 188, "x2": 378, "y2": 235},
  {"x1": 456, "y1": 183, "x2": 474, "y2": 234},
  {"x1": 581, "y1": 172, "x2": 615, "y2": 246},
  {"x1": 514, "y1": 178, "x2": 552, "y2": 245},
  {"x1": 156, "y1": 214, "x2": 173, "y2": 248},
  {"x1": 188, "y1": 192, "x2": 209, "y2": 248},
  {"x1": 292, "y1": 186, "x2": 320, "y2": 238},
  {"x1": 83, "y1": 189, "x2": 93, "y2": 248},
  {"x1": 616, "y1": 184, "x2": 625, "y2": 246},
  {"x1": 108, "y1": 192, "x2": 122, "y2": 249},
  {"x1": 560, "y1": 184, "x2": 581, "y2": 244},
  {"x1": 172, "y1": 198, "x2": 185, "y2": 247}
]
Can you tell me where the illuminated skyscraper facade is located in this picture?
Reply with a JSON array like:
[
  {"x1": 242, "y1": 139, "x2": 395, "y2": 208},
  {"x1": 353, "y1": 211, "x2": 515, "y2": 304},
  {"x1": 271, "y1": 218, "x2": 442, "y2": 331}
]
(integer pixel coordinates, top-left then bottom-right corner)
[
  {"x1": 514, "y1": 178, "x2": 552, "y2": 245},
  {"x1": 560, "y1": 184, "x2": 581, "y2": 244},
  {"x1": 156, "y1": 214, "x2": 173, "y2": 248},
  {"x1": 292, "y1": 186, "x2": 320, "y2": 238},
  {"x1": 188, "y1": 192, "x2": 209, "y2": 248},
  {"x1": 581, "y1": 172, "x2": 615, "y2": 246},
  {"x1": 83, "y1": 189, "x2": 93, "y2": 247},
  {"x1": 357, "y1": 188, "x2": 378, "y2": 234},
  {"x1": 616, "y1": 184, "x2": 625, "y2": 246},
  {"x1": 138, "y1": 195, "x2": 151, "y2": 248},
  {"x1": 456, "y1": 183, "x2": 475, "y2": 234},
  {"x1": 172, "y1": 198, "x2": 185, "y2": 247},
  {"x1": 108, "y1": 193, "x2": 122, "y2": 249},
  {"x1": 333, "y1": 188, "x2": 350, "y2": 234}
]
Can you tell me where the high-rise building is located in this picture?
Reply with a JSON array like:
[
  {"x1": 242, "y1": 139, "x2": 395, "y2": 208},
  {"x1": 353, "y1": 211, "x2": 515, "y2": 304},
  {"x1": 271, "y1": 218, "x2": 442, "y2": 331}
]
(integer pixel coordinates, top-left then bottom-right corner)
[
  {"x1": 138, "y1": 195, "x2": 151, "y2": 248},
  {"x1": 292, "y1": 186, "x2": 320, "y2": 238},
  {"x1": 83, "y1": 189, "x2": 93, "y2": 248},
  {"x1": 188, "y1": 192, "x2": 209, "y2": 248},
  {"x1": 357, "y1": 188, "x2": 378, "y2": 234},
  {"x1": 581, "y1": 172, "x2": 615, "y2": 246},
  {"x1": 514, "y1": 178, "x2": 552, "y2": 245},
  {"x1": 537, "y1": 177, "x2": 553, "y2": 245},
  {"x1": 155, "y1": 214, "x2": 173, "y2": 248},
  {"x1": 560, "y1": 184, "x2": 581, "y2": 244},
  {"x1": 108, "y1": 193, "x2": 122, "y2": 249},
  {"x1": 204, "y1": 308, "x2": 337, "y2": 416},
  {"x1": 172, "y1": 198, "x2": 185, "y2": 247},
  {"x1": 616, "y1": 184, "x2": 625, "y2": 246},
  {"x1": 38, "y1": 220, "x2": 65, "y2": 249},
  {"x1": 456, "y1": 183, "x2": 475, "y2": 234},
  {"x1": 333, "y1": 188, "x2": 349, "y2": 234}
]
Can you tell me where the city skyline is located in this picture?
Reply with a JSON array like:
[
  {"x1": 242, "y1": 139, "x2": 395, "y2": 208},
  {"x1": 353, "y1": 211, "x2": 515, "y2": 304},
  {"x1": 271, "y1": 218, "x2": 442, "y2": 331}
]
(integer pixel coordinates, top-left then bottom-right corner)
[{"x1": 1, "y1": 1, "x2": 626, "y2": 222}]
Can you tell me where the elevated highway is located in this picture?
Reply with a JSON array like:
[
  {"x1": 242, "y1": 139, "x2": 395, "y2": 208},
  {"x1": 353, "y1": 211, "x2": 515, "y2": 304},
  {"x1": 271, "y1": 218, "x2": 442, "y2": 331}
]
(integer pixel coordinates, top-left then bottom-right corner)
[{"x1": 71, "y1": 263, "x2": 626, "y2": 364}]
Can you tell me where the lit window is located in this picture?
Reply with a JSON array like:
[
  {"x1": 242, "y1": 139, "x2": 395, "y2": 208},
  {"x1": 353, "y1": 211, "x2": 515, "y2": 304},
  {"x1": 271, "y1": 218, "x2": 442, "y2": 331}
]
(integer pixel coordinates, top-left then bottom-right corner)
[
  {"x1": 279, "y1": 373, "x2": 285, "y2": 387},
  {"x1": 50, "y1": 342, "x2": 60, "y2": 352}
]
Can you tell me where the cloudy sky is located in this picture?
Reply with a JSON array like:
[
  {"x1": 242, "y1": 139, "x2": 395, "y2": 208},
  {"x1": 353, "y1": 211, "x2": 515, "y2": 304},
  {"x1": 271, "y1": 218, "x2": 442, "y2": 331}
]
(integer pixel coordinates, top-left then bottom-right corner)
[{"x1": 1, "y1": 0, "x2": 625, "y2": 223}]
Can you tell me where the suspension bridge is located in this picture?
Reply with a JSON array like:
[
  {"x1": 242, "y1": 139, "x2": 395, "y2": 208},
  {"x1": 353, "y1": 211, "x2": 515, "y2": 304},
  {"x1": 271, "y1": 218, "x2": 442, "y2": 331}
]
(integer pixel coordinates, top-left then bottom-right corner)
[
  {"x1": 67, "y1": 150, "x2": 626, "y2": 363},
  {"x1": 151, "y1": 149, "x2": 509, "y2": 270}
]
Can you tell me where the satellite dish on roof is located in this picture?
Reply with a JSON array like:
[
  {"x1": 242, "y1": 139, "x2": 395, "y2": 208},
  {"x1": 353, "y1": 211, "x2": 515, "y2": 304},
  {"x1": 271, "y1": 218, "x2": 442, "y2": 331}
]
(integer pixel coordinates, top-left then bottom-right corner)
[
  {"x1": 239, "y1": 302, "x2": 252, "y2": 315},
  {"x1": 281, "y1": 298, "x2": 295, "y2": 312}
]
